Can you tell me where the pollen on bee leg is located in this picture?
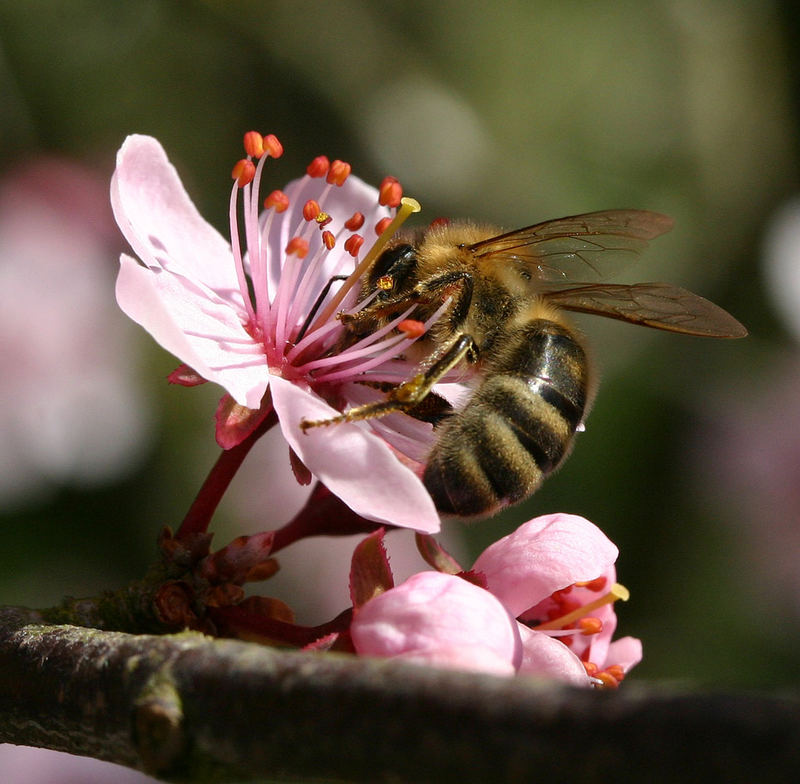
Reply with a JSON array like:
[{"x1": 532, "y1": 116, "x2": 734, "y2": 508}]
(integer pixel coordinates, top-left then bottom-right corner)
[{"x1": 376, "y1": 275, "x2": 393, "y2": 291}]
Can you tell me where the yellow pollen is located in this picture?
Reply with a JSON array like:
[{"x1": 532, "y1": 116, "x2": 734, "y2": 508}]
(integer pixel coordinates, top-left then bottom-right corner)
[
  {"x1": 306, "y1": 196, "x2": 421, "y2": 332},
  {"x1": 377, "y1": 275, "x2": 393, "y2": 290},
  {"x1": 534, "y1": 583, "x2": 629, "y2": 631}
]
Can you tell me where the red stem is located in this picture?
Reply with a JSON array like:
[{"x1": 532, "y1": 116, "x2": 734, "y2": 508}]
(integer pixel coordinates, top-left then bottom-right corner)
[
  {"x1": 270, "y1": 483, "x2": 382, "y2": 553},
  {"x1": 177, "y1": 408, "x2": 279, "y2": 540}
]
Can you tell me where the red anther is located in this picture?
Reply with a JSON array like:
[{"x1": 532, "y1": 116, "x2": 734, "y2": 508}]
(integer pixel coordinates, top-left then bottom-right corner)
[
  {"x1": 263, "y1": 133, "x2": 284, "y2": 158},
  {"x1": 285, "y1": 237, "x2": 309, "y2": 258},
  {"x1": 327, "y1": 159, "x2": 351, "y2": 186},
  {"x1": 344, "y1": 234, "x2": 364, "y2": 257},
  {"x1": 379, "y1": 176, "x2": 403, "y2": 207},
  {"x1": 374, "y1": 216, "x2": 393, "y2": 236},
  {"x1": 322, "y1": 230, "x2": 336, "y2": 250},
  {"x1": 578, "y1": 617, "x2": 603, "y2": 636},
  {"x1": 345, "y1": 212, "x2": 365, "y2": 231},
  {"x1": 576, "y1": 576, "x2": 608, "y2": 592},
  {"x1": 303, "y1": 199, "x2": 321, "y2": 221},
  {"x1": 595, "y1": 671, "x2": 620, "y2": 689},
  {"x1": 231, "y1": 159, "x2": 256, "y2": 187},
  {"x1": 397, "y1": 319, "x2": 426, "y2": 338},
  {"x1": 307, "y1": 155, "x2": 330, "y2": 178},
  {"x1": 428, "y1": 217, "x2": 451, "y2": 230},
  {"x1": 552, "y1": 586, "x2": 573, "y2": 599},
  {"x1": 264, "y1": 189, "x2": 290, "y2": 212},
  {"x1": 243, "y1": 131, "x2": 265, "y2": 158},
  {"x1": 554, "y1": 596, "x2": 582, "y2": 615},
  {"x1": 605, "y1": 665, "x2": 626, "y2": 681},
  {"x1": 316, "y1": 212, "x2": 332, "y2": 227},
  {"x1": 582, "y1": 661, "x2": 599, "y2": 676}
]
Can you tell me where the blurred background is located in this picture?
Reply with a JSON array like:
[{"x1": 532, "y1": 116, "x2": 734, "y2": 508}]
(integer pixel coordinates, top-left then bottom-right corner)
[{"x1": 2, "y1": 2, "x2": 799, "y2": 775}]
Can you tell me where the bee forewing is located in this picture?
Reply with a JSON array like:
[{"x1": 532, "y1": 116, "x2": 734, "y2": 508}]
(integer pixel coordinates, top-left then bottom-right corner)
[
  {"x1": 468, "y1": 209, "x2": 674, "y2": 283},
  {"x1": 544, "y1": 282, "x2": 748, "y2": 338}
]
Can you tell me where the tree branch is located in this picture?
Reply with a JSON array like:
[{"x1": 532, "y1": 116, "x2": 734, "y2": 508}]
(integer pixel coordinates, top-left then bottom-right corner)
[{"x1": 1, "y1": 607, "x2": 798, "y2": 783}]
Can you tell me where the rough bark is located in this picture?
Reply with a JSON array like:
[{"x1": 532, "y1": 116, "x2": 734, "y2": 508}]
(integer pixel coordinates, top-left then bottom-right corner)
[{"x1": 1, "y1": 606, "x2": 798, "y2": 783}]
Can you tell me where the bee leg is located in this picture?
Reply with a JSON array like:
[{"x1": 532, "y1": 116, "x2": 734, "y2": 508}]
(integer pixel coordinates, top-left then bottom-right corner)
[
  {"x1": 300, "y1": 334, "x2": 476, "y2": 431},
  {"x1": 341, "y1": 271, "x2": 474, "y2": 331}
]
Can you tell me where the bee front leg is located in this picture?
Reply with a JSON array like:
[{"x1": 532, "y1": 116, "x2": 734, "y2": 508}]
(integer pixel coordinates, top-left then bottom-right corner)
[{"x1": 300, "y1": 334, "x2": 477, "y2": 431}]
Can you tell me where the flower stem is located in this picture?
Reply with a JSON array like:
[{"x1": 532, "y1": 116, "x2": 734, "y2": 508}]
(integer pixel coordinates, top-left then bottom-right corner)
[
  {"x1": 270, "y1": 483, "x2": 381, "y2": 553},
  {"x1": 177, "y1": 407, "x2": 279, "y2": 540}
]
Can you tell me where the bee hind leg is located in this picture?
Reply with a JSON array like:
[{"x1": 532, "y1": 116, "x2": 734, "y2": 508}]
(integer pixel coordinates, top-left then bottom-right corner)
[{"x1": 299, "y1": 334, "x2": 476, "y2": 432}]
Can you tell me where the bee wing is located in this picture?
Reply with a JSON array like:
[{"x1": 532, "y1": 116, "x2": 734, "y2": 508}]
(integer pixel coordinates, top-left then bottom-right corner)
[
  {"x1": 468, "y1": 209, "x2": 674, "y2": 283},
  {"x1": 544, "y1": 282, "x2": 747, "y2": 338}
]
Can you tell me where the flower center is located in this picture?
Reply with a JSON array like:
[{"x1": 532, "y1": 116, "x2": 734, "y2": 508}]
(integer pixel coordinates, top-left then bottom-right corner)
[
  {"x1": 532, "y1": 579, "x2": 632, "y2": 689},
  {"x1": 225, "y1": 131, "x2": 435, "y2": 390}
]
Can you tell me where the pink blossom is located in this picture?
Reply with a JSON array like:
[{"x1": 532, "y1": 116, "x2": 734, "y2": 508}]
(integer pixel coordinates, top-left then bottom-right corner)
[
  {"x1": 351, "y1": 513, "x2": 641, "y2": 686},
  {"x1": 351, "y1": 570, "x2": 521, "y2": 676},
  {"x1": 111, "y1": 133, "x2": 457, "y2": 532},
  {"x1": 0, "y1": 157, "x2": 151, "y2": 506}
]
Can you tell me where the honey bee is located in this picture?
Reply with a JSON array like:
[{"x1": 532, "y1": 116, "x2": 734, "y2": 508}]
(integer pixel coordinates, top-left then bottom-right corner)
[{"x1": 302, "y1": 210, "x2": 747, "y2": 517}]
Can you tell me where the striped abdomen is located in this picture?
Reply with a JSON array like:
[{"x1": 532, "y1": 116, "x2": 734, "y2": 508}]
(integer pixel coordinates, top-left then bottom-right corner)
[{"x1": 422, "y1": 319, "x2": 588, "y2": 516}]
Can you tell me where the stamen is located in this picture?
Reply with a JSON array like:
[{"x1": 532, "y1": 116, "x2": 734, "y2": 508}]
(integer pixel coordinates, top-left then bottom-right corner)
[
  {"x1": 375, "y1": 217, "x2": 393, "y2": 236},
  {"x1": 308, "y1": 196, "x2": 421, "y2": 331},
  {"x1": 307, "y1": 155, "x2": 330, "y2": 178},
  {"x1": 534, "y1": 583, "x2": 629, "y2": 631},
  {"x1": 316, "y1": 212, "x2": 332, "y2": 227},
  {"x1": 397, "y1": 319, "x2": 426, "y2": 338},
  {"x1": 303, "y1": 200, "x2": 321, "y2": 221},
  {"x1": 327, "y1": 160, "x2": 351, "y2": 186},
  {"x1": 344, "y1": 234, "x2": 364, "y2": 257},
  {"x1": 345, "y1": 212, "x2": 365, "y2": 231},
  {"x1": 578, "y1": 617, "x2": 603, "y2": 636},
  {"x1": 263, "y1": 133, "x2": 284, "y2": 158},
  {"x1": 243, "y1": 131, "x2": 265, "y2": 158},
  {"x1": 264, "y1": 190, "x2": 290, "y2": 212},
  {"x1": 286, "y1": 237, "x2": 310, "y2": 259},
  {"x1": 575, "y1": 576, "x2": 608, "y2": 592},
  {"x1": 379, "y1": 176, "x2": 403, "y2": 207},
  {"x1": 322, "y1": 230, "x2": 336, "y2": 250},
  {"x1": 231, "y1": 159, "x2": 256, "y2": 187}
]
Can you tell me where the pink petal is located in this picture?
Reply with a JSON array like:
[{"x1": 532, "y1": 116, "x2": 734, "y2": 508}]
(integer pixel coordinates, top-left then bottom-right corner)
[
  {"x1": 270, "y1": 375, "x2": 440, "y2": 532},
  {"x1": 517, "y1": 625, "x2": 592, "y2": 686},
  {"x1": 473, "y1": 513, "x2": 618, "y2": 617},
  {"x1": 111, "y1": 135, "x2": 244, "y2": 308},
  {"x1": 116, "y1": 254, "x2": 269, "y2": 408},
  {"x1": 602, "y1": 636, "x2": 643, "y2": 673},
  {"x1": 351, "y1": 571, "x2": 520, "y2": 676}
]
